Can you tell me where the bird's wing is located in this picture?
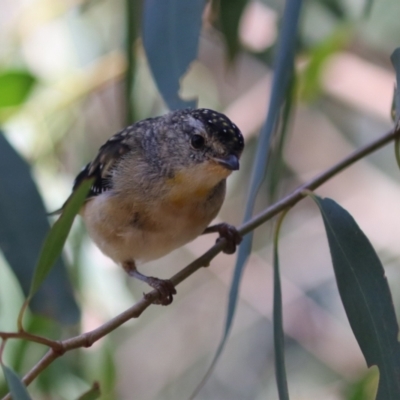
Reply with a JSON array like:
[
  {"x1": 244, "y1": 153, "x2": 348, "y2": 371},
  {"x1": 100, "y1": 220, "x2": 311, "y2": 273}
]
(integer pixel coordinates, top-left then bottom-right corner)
[
  {"x1": 49, "y1": 129, "x2": 134, "y2": 216},
  {"x1": 73, "y1": 130, "x2": 133, "y2": 198}
]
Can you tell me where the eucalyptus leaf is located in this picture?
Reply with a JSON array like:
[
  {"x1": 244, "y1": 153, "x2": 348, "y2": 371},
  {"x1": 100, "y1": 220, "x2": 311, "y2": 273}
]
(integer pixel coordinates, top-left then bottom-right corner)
[
  {"x1": 0, "y1": 133, "x2": 79, "y2": 324},
  {"x1": 273, "y1": 212, "x2": 290, "y2": 400},
  {"x1": 313, "y1": 196, "x2": 400, "y2": 400},
  {"x1": 223, "y1": 0, "x2": 303, "y2": 358},
  {"x1": 1, "y1": 364, "x2": 32, "y2": 400},
  {"x1": 142, "y1": 0, "x2": 205, "y2": 110},
  {"x1": 29, "y1": 178, "x2": 93, "y2": 298},
  {"x1": 219, "y1": 0, "x2": 248, "y2": 60},
  {"x1": 190, "y1": 0, "x2": 303, "y2": 396}
]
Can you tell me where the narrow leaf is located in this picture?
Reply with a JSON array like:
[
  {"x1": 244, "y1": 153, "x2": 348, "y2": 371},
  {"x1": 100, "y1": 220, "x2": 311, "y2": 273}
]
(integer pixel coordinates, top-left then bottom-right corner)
[
  {"x1": 273, "y1": 211, "x2": 290, "y2": 400},
  {"x1": 1, "y1": 364, "x2": 32, "y2": 400},
  {"x1": 29, "y1": 178, "x2": 93, "y2": 298},
  {"x1": 190, "y1": 0, "x2": 303, "y2": 395},
  {"x1": 390, "y1": 48, "x2": 400, "y2": 124},
  {"x1": 312, "y1": 196, "x2": 400, "y2": 400},
  {"x1": 76, "y1": 382, "x2": 101, "y2": 400},
  {"x1": 0, "y1": 133, "x2": 79, "y2": 324},
  {"x1": 0, "y1": 70, "x2": 36, "y2": 108},
  {"x1": 225, "y1": 0, "x2": 302, "y2": 349},
  {"x1": 219, "y1": 0, "x2": 248, "y2": 60},
  {"x1": 125, "y1": 0, "x2": 141, "y2": 125},
  {"x1": 142, "y1": 0, "x2": 206, "y2": 110}
]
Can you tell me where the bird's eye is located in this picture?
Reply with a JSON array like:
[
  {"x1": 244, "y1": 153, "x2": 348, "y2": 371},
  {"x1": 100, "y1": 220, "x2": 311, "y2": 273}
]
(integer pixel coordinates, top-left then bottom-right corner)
[{"x1": 191, "y1": 134, "x2": 205, "y2": 149}]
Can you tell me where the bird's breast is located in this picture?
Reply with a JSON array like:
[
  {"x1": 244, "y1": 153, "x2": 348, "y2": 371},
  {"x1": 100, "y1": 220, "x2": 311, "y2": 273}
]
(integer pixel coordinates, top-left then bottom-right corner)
[{"x1": 81, "y1": 179, "x2": 226, "y2": 265}]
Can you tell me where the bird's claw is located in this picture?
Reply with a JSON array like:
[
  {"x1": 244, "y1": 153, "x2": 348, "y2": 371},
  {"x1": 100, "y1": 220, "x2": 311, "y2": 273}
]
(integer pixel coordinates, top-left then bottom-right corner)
[
  {"x1": 144, "y1": 277, "x2": 176, "y2": 305},
  {"x1": 215, "y1": 223, "x2": 242, "y2": 254}
]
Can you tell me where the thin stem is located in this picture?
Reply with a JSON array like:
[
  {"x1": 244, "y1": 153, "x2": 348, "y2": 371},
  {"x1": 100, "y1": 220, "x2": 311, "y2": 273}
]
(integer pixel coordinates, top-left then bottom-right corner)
[
  {"x1": 17, "y1": 299, "x2": 29, "y2": 333},
  {"x1": 2, "y1": 126, "x2": 399, "y2": 400},
  {"x1": 0, "y1": 331, "x2": 62, "y2": 352},
  {"x1": 239, "y1": 126, "x2": 399, "y2": 237}
]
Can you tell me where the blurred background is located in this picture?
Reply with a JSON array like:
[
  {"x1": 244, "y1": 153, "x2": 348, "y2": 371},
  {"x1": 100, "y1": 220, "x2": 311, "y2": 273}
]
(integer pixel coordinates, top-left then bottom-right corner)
[{"x1": 0, "y1": 0, "x2": 400, "y2": 399}]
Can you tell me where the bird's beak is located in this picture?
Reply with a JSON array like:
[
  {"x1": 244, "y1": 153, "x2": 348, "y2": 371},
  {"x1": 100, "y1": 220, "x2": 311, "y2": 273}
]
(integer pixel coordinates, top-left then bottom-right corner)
[{"x1": 212, "y1": 154, "x2": 240, "y2": 171}]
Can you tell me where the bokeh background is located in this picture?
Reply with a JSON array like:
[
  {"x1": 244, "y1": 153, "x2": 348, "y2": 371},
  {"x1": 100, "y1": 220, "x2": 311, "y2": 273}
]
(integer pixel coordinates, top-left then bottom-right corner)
[{"x1": 1, "y1": 0, "x2": 400, "y2": 399}]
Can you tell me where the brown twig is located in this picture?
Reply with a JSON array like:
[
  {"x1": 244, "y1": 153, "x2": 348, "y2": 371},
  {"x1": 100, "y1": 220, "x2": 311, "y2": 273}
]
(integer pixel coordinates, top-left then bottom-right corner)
[
  {"x1": 0, "y1": 331, "x2": 62, "y2": 352},
  {"x1": 2, "y1": 126, "x2": 399, "y2": 400}
]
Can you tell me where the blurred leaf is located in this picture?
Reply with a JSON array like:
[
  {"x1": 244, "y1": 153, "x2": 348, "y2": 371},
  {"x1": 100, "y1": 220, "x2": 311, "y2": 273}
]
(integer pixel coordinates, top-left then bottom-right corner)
[
  {"x1": 363, "y1": 0, "x2": 374, "y2": 17},
  {"x1": 390, "y1": 48, "x2": 400, "y2": 124},
  {"x1": 142, "y1": 0, "x2": 205, "y2": 110},
  {"x1": 29, "y1": 178, "x2": 93, "y2": 298},
  {"x1": 313, "y1": 196, "x2": 400, "y2": 400},
  {"x1": 0, "y1": 70, "x2": 36, "y2": 108},
  {"x1": 125, "y1": 0, "x2": 142, "y2": 125},
  {"x1": 1, "y1": 364, "x2": 32, "y2": 400},
  {"x1": 190, "y1": 1, "x2": 303, "y2": 397},
  {"x1": 223, "y1": 0, "x2": 302, "y2": 357},
  {"x1": 300, "y1": 26, "x2": 349, "y2": 101},
  {"x1": 273, "y1": 211, "x2": 290, "y2": 400},
  {"x1": 98, "y1": 343, "x2": 116, "y2": 396},
  {"x1": 0, "y1": 132, "x2": 80, "y2": 324},
  {"x1": 346, "y1": 368, "x2": 378, "y2": 400},
  {"x1": 76, "y1": 382, "x2": 101, "y2": 400},
  {"x1": 317, "y1": 0, "x2": 347, "y2": 19},
  {"x1": 267, "y1": 74, "x2": 295, "y2": 202},
  {"x1": 218, "y1": 0, "x2": 248, "y2": 60}
]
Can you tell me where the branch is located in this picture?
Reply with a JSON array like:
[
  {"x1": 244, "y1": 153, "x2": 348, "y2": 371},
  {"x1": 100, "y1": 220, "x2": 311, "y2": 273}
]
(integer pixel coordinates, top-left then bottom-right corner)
[
  {"x1": 0, "y1": 332, "x2": 62, "y2": 352},
  {"x1": 2, "y1": 126, "x2": 399, "y2": 400}
]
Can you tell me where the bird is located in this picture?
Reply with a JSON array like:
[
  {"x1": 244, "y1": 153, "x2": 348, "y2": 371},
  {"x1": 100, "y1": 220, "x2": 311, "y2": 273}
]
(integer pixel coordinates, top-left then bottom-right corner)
[{"x1": 57, "y1": 108, "x2": 244, "y2": 305}]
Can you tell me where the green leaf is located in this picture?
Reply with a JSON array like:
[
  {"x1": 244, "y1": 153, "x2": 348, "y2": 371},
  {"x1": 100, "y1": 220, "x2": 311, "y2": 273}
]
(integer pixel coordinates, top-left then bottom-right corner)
[
  {"x1": 190, "y1": 1, "x2": 303, "y2": 397},
  {"x1": 76, "y1": 382, "x2": 101, "y2": 400},
  {"x1": 0, "y1": 132, "x2": 80, "y2": 324},
  {"x1": 273, "y1": 212, "x2": 290, "y2": 400},
  {"x1": 1, "y1": 364, "x2": 32, "y2": 400},
  {"x1": 0, "y1": 70, "x2": 36, "y2": 108},
  {"x1": 29, "y1": 178, "x2": 93, "y2": 298},
  {"x1": 346, "y1": 368, "x2": 378, "y2": 400},
  {"x1": 312, "y1": 196, "x2": 400, "y2": 400},
  {"x1": 142, "y1": 0, "x2": 206, "y2": 110},
  {"x1": 219, "y1": 0, "x2": 248, "y2": 60},
  {"x1": 300, "y1": 27, "x2": 349, "y2": 102},
  {"x1": 390, "y1": 48, "x2": 400, "y2": 124}
]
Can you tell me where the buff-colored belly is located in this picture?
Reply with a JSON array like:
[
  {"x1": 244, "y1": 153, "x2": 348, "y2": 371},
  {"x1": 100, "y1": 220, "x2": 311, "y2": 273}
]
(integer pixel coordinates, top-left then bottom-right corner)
[{"x1": 81, "y1": 190, "x2": 223, "y2": 265}]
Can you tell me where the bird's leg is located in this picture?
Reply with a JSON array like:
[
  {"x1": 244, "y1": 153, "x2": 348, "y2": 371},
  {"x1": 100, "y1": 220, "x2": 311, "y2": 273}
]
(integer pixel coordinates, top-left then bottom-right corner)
[
  {"x1": 122, "y1": 261, "x2": 176, "y2": 305},
  {"x1": 202, "y1": 223, "x2": 242, "y2": 254}
]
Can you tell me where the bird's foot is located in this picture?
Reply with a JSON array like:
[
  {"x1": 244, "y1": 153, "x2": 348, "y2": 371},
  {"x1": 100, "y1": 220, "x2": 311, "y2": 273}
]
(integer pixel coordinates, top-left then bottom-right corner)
[
  {"x1": 204, "y1": 223, "x2": 242, "y2": 254},
  {"x1": 143, "y1": 277, "x2": 176, "y2": 305},
  {"x1": 123, "y1": 261, "x2": 177, "y2": 305}
]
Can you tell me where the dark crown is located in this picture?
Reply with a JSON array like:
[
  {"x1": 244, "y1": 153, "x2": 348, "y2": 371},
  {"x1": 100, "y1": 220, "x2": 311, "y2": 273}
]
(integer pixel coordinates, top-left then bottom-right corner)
[{"x1": 190, "y1": 108, "x2": 244, "y2": 155}]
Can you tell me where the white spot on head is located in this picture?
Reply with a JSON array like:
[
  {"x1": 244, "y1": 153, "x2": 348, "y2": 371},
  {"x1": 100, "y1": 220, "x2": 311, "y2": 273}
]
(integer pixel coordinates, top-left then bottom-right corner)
[{"x1": 187, "y1": 115, "x2": 205, "y2": 131}]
